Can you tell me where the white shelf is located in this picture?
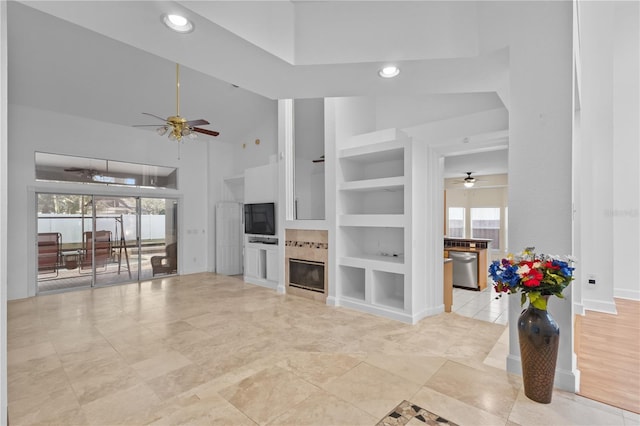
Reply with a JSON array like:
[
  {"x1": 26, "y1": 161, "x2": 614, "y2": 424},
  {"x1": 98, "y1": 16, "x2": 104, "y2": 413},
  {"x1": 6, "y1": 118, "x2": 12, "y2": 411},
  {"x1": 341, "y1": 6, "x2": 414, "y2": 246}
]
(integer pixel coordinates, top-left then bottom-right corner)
[
  {"x1": 335, "y1": 127, "x2": 419, "y2": 324},
  {"x1": 342, "y1": 128, "x2": 409, "y2": 151},
  {"x1": 372, "y1": 270, "x2": 404, "y2": 310},
  {"x1": 339, "y1": 142, "x2": 405, "y2": 162},
  {"x1": 223, "y1": 173, "x2": 244, "y2": 185},
  {"x1": 339, "y1": 176, "x2": 405, "y2": 192},
  {"x1": 339, "y1": 255, "x2": 405, "y2": 274},
  {"x1": 340, "y1": 265, "x2": 366, "y2": 301},
  {"x1": 339, "y1": 214, "x2": 405, "y2": 227}
]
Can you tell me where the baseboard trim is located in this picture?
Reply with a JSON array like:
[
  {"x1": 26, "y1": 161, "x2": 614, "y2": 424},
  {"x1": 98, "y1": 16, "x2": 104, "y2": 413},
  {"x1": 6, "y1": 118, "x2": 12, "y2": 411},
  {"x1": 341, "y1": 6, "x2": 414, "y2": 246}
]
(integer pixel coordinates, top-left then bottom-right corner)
[
  {"x1": 582, "y1": 298, "x2": 618, "y2": 314},
  {"x1": 613, "y1": 288, "x2": 640, "y2": 301}
]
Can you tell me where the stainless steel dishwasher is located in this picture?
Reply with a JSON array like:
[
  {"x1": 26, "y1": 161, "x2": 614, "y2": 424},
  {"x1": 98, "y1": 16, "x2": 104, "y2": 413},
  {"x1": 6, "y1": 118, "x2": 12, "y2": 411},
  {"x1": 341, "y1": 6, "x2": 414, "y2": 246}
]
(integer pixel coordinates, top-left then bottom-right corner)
[{"x1": 449, "y1": 251, "x2": 478, "y2": 289}]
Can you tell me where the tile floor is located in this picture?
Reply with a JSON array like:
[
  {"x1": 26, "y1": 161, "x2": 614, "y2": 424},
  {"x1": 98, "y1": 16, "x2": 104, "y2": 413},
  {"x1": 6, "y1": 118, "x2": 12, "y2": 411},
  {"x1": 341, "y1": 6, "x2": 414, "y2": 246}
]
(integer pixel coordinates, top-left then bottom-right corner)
[
  {"x1": 7, "y1": 273, "x2": 639, "y2": 425},
  {"x1": 452, "y1": 286, "x2": 509, "y2": 325}
]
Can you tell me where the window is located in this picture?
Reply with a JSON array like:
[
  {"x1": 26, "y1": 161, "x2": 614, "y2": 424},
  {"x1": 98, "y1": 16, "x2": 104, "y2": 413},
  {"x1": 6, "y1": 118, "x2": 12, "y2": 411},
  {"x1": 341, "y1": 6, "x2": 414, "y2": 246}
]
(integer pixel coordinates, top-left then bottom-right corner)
[
  {"x1": 448, "y1": 207, "x2": 465, "y2": 237},
  {"x1": 471, "y1": 208, "x2": 500, "y2": 249},
  {"x1": 35, "y1": 152, "x2": 177, "y2": 189}
]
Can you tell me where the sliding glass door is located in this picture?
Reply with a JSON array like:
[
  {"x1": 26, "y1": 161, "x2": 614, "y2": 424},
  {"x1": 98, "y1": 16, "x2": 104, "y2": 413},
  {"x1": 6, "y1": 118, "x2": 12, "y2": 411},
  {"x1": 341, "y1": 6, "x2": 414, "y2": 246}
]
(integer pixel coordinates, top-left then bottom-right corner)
[
  {"x1": 37, "y1": 193, "x2": 178, "y2": 293},
  {"x1": 139, "y1": 198, "x2": 178, "y2": 280}
]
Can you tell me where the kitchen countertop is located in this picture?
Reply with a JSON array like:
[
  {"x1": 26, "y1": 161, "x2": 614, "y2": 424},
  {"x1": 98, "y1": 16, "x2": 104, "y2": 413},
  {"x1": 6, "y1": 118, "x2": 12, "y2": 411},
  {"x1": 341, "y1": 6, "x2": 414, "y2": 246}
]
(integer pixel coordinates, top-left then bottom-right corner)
[{"x1": 445, "y1": 247, "x2": 487, "y2": 253}]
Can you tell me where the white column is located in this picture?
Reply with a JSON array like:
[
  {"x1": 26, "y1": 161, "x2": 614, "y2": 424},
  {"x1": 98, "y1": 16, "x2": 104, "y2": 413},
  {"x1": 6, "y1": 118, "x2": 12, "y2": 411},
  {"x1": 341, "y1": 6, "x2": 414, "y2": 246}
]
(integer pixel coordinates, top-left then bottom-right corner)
[{"x1": 505, "y1": 1, "x2": 578, "y2": 392}]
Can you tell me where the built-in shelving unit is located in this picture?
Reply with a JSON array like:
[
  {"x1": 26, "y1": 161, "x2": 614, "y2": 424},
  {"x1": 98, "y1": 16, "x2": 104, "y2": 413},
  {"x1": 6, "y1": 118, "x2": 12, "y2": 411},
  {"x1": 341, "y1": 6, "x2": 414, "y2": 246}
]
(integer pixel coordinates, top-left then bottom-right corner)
[
  {"x1": 335, "y1": 128, "x2": 428, "y2": 323},
  {"x1": 244, "y1": 238, "x2": 279, "y2": 289}
]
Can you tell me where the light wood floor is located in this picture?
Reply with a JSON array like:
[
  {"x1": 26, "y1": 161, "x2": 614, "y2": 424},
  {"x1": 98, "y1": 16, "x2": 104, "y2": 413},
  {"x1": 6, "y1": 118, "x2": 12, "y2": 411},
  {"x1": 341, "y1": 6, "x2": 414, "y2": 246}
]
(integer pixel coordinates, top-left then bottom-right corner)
[{"x1": 576, "y1": 298, "x2": 640, "y2": 414}]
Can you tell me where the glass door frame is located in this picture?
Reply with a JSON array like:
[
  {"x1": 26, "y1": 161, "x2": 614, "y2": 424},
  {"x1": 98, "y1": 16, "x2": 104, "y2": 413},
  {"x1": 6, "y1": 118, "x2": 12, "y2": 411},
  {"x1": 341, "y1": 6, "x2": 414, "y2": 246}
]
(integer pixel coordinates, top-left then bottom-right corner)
[{"x1": 35, "y1": 190, "x2": 179, "y2": 294}]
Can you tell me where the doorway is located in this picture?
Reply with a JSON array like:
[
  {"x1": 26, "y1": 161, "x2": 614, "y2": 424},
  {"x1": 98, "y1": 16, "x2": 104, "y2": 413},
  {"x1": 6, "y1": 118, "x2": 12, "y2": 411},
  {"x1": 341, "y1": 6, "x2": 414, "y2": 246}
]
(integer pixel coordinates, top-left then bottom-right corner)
[{"x1": 36, "y1": 193, "x2": 178, "y2": 293}]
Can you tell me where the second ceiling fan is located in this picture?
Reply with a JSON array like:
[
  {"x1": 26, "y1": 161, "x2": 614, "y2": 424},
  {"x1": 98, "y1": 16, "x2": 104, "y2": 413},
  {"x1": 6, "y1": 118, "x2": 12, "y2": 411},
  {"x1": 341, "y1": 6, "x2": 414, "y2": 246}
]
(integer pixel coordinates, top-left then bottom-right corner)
[{"x1": 134, "y1": 63, "x2": 219, "y2": 141}]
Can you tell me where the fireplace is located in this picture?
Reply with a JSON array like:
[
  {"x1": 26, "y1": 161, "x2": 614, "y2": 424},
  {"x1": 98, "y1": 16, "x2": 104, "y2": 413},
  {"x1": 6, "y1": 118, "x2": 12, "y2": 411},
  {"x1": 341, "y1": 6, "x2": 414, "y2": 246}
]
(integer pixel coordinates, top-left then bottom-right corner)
[
  {"x1": 285, "y1": 229, "x2": 328, "y2": 302},
  {"x1": 289, "y1": 258, "x2": 325, "y2": 293}
]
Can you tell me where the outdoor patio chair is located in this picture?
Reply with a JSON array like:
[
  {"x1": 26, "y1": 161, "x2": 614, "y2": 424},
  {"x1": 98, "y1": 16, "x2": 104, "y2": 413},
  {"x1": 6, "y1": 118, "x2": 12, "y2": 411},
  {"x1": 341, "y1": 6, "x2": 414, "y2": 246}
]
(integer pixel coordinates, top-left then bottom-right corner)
[
  {"x1": 38, "y1": 232, "x2": 61, "y2": 276},
  {"x1": 151, "y1": 242, "x2": 177, "y2": 276}
]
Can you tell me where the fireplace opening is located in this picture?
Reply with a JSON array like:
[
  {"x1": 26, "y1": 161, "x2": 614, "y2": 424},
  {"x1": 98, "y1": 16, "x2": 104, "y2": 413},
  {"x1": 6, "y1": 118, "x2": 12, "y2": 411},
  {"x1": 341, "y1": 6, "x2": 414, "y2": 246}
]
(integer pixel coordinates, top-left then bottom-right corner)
[{"x1": 289, "y1": 258, "x2": 325, "y2": 293}]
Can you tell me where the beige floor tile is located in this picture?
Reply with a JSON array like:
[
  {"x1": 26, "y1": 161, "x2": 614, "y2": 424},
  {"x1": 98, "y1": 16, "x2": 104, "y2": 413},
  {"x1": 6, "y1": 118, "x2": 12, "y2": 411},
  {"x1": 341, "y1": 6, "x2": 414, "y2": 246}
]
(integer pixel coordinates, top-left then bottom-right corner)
[
  {"x1": 268, "y1": 389, "x2": 378, "y2": 426},
  {"x1": 80, "y1": 382, "x2": 162, "y2": 425},
  {"x1": 321, "y1": 362, "x2": 422, "y2": 420},
  {"x1": 410, "y1": 386, "x2": 508, "y2": 426},
  {"x1": 6, "y1": 273, "x2": 628, "y2": 426},
  {"x1": 364, "y1": 354, "x2": 447, "y2": 386},
  {"x1": 149, "y1": 393, "x2": 257, "y2": 426},
  {"x1": 56, "y1": 338, "x2": 122, "y2": 368},
  {"x1": 508, "y1": 389, "x2": 626, "y2": 426},
  {"x1": 425, "y1": 360, "x2": 521, "y2": 419},
  {"x1": 7, "y1": 341, "x2": 56, "y2": 366},
  {"x1": 130, "y1": 350, "x2": 193, "y2": 380},
  {"x1": 276, "y1": 352, "x2": 362, "y2": 386},
  {"x1": 8, "y1": 378, "x2": 81, "y2": 425},
  {"x1": 146, "y1": 363, "x2": 215, "y2": 401},
  {"x1": 65, "y1": 356, "x2": 143, "y2": 405},
  {"x1": 10, "y1": 404, "x2": 87, "y2": 426},
  {"x1": 219, "y1": 365, "x2": 319, "y2": 425}
]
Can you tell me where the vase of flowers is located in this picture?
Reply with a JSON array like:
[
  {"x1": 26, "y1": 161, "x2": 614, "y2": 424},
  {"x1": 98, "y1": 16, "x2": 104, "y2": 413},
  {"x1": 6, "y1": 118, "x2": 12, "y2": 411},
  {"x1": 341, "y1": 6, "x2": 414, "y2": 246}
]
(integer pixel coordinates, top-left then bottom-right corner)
[{"x1": 488, "y1": 247, "x2": 574, "y2": 403}]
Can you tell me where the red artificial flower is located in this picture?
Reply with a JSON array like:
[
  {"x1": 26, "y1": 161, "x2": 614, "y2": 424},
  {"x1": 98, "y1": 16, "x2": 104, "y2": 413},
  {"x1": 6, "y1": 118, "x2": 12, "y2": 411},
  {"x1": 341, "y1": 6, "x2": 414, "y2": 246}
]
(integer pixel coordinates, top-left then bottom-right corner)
[
  {"x1": 545, "y1": 260, "x2": 560, "y2": 270},
  {"x1": 522, "y1": 269, "x2": 543, "y2": 287}
]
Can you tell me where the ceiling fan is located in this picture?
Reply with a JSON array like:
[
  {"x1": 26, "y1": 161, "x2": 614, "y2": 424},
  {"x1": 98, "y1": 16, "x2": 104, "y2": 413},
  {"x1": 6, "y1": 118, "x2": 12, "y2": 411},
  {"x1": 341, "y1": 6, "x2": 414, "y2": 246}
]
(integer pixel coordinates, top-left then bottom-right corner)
[
  {"x1": 451, "y1": 172, "x2": 480, "y2": 188},
  {"x1": 134, "y1": 63, "x2": 219, "y2": 141},
  {"x1": 463, "y1": 172, "x2": 476, "y2": 187},
  {"x1": 64, "y1": 167, "x2": 131, "y2": 184},
  {"x1": 64, "y1": 167, "x2": 99, "y2": 179}
]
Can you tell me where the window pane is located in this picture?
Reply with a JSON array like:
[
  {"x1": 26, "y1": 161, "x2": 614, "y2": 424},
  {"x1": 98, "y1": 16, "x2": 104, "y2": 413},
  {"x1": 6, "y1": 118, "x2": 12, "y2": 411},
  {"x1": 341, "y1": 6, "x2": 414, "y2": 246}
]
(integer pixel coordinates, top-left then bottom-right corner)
[
  {"x1": 35, "y1": 152, "x2": 177, "y2": 189},
  {"x1": 471, "y1": 207, "x2": 500, "y2": 249},
  {"x1": 448, "y1": 207, "x2": 465, "y2": 238}
]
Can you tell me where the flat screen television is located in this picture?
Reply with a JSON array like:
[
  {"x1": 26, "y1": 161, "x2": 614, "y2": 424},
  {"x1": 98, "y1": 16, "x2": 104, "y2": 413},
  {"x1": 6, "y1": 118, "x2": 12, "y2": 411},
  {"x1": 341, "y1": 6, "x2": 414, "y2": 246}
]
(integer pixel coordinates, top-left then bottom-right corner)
[{"x1": 244, "y1": 202, "x2": 276, "y2": 235}]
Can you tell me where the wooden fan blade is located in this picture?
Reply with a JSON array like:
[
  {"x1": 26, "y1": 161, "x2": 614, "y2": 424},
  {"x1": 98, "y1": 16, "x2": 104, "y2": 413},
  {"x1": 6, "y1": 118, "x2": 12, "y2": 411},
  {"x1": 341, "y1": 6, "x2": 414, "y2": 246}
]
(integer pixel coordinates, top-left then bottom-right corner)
[
  {"x1": 186, "y1": 119, "x2": 209, "y2": 126},
  {"x1": 192, "y1": 127, "x2": 219, "y2": 137},
  {"x1": 142, "y1": 112, "x2": 168, "y2": 122}
]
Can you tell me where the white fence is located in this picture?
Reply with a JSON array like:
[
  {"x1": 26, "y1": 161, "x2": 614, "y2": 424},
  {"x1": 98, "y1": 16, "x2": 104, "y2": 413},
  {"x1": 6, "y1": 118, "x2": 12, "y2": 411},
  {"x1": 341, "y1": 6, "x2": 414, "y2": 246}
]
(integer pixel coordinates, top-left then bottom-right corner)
[{"x1": 37, "y1": 214, "x2": 166, "y2": 243}]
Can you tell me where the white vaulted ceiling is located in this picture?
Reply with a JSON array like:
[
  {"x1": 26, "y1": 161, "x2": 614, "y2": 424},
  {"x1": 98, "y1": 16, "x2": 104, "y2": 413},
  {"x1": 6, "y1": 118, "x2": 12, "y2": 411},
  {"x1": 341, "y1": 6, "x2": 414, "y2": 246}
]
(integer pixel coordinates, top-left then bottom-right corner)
[{"x1": 8, "y1": 0, "x2": 509, "y2": 171}]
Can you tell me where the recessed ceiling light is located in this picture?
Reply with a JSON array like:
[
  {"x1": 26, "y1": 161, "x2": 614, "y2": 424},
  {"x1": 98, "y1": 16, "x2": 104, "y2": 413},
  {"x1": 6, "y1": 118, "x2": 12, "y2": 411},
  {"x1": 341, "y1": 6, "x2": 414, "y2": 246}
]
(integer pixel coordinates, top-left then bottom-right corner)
[
  {"x1": 378, "y1": 65, "x2": 400, "y2": 78},
  {"x1": 162, "y1": 14, "x2": 194, "y2": 33}
]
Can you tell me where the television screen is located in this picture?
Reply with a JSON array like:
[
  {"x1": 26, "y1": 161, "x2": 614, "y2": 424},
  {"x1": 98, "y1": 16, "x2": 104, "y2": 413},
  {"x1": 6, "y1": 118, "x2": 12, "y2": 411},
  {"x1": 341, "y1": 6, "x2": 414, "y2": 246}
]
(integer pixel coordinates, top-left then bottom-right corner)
[{"x1": 244, "y1": 203, "x2": 276, "y2": 235}]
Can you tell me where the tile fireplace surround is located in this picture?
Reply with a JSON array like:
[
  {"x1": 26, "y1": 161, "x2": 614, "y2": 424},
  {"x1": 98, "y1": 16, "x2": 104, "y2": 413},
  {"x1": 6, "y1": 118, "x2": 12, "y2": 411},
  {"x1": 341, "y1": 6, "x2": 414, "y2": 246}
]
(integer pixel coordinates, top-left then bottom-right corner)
[{"x1": 285, "y1": 229, "x2": 328, "y2": 302}]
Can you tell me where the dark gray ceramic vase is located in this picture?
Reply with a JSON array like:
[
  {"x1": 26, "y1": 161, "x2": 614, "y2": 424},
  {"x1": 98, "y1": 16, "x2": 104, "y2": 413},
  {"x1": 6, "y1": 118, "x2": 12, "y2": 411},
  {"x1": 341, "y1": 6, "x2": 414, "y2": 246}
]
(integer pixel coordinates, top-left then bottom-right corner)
[{"x1": 517, "y1": 296, "x2": 560, "y2": 404}]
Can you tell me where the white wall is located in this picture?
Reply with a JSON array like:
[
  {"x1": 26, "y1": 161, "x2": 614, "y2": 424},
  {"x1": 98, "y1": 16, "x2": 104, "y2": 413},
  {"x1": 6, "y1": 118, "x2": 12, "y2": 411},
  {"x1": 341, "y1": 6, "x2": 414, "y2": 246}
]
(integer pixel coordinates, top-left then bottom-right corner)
[
  {"x1": 577, "y1": 1, "x2": 616, "y2": 313},
  {"x1": 499, "y1": 1, "x2": 577, "y2": 392},
  {"x1": 1, "y1": 0, "x2": 8, "y2": 420},
  {"x1": 7, "y1": 105, "x2": 210, "y2": 300},
  {"x1": 230, "y1": 107, "x2": 278, "y2": 174},
  {"x1": 612, "y1": 1, "x2": 640, "y2": 301},
  {"x1": 574, "y1": 1, "x2": 640, "y2": 306}
]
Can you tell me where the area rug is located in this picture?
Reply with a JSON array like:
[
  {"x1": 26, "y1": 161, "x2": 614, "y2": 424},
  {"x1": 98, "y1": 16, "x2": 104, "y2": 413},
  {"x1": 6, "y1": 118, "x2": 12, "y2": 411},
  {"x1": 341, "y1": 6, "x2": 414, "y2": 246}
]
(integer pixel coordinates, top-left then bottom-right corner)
[{"x1": 376, "y1": 400, "x2": 459, "y2": 426}]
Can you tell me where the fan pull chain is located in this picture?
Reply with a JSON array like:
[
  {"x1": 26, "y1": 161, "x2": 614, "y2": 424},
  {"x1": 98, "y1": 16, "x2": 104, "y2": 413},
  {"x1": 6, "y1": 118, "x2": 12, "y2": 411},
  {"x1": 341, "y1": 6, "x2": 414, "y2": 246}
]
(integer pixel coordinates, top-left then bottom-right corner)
[{"x1": 176, "y1": 63, "x2": 180, "y2": 117}]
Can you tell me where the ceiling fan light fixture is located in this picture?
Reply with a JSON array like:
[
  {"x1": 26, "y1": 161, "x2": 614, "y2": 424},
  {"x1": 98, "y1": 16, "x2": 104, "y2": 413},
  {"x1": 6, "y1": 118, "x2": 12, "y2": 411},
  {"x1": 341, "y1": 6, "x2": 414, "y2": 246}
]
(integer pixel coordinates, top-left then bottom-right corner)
[
  {"x1": 156, "y1": 126, "x2": 168, "y2": 136},
  {"x1": 379, "y1": 65, "x2": 400, "y2": 78},
  {"x1": 463, "y1": 172, "x2": 476, "y2": 188},
  {"x1": 162, "y1": 14, "x2": 194, "y2": 33}
]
